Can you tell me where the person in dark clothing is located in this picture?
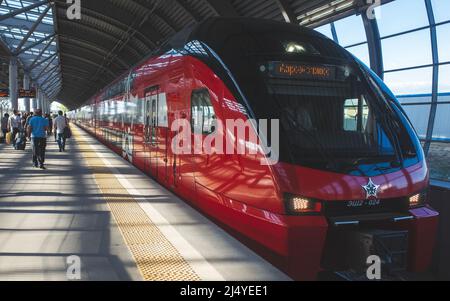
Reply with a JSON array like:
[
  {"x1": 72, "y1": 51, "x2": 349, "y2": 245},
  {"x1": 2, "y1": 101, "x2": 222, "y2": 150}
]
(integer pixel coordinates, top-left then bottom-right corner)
[
  {"x1": 1, "y1": 113, "x2": 9, "y2": 143},
  {"x1": 9, "y1": 110, "x2": 22, "y2": 148},
  {"x1": 45, "y1": 114, "x2": 53, "y2": 137},
  {"x1": 25, "y1": 112, "x2": 34, "y2": 127},
  {"x1": 27, "y1": 109, "x2": 49, "y2": 169}
]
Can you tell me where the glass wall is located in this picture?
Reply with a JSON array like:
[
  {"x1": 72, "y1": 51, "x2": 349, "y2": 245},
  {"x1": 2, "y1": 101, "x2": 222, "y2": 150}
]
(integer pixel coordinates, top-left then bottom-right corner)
[
  {"x1": 314, "y1": 0, "x2": 450, "y2": 182},
  {"x1": 315, "y1": 15, "x2": 370, "y2": 66}
]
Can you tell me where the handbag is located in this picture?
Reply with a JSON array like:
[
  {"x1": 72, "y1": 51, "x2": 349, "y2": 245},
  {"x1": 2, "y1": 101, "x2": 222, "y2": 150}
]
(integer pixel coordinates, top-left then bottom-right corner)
[
  {"x1": 63, "y1": 126, "x2": 72, "y2": 139},
  {"x1": 5, "y1": 132, "x2": 12, "y2": 145}
]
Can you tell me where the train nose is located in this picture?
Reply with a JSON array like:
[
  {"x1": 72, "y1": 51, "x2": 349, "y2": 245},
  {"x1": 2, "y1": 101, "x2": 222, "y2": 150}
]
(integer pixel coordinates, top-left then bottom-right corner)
[{"x1": 277, "y1": 162, "x2": 429, "y2": 201}]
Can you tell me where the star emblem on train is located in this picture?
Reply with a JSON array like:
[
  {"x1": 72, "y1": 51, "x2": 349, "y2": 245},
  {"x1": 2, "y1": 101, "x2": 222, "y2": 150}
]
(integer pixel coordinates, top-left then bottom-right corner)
[{"x1": 362, "y1": 178, "x2": 380, "y2": 199}]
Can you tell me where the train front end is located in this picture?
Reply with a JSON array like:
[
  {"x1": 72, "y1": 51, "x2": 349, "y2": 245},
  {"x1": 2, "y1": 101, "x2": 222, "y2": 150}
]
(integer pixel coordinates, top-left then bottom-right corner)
[
  {"x1": 250, "y1": 24, "x2": 439, "y2": 280},
  {"x1": 183, "y1": 18, "x2": 439, "y2": 280},
  {"x1": 263, "y1": 58, "x2": 439, "y2": 280}
]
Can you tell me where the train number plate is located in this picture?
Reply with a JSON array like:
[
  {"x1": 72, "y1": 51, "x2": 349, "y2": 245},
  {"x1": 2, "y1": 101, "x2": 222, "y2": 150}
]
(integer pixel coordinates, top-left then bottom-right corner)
[{"x1": 347, "y1": 199, "x2": 381, "y2": 208}]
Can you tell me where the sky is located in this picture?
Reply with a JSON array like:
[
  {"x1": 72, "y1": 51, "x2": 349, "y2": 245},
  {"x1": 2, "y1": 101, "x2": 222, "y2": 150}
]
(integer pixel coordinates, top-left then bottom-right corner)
[{"x1": 315, "y1": 0, "x2": 450, "y2": 96}]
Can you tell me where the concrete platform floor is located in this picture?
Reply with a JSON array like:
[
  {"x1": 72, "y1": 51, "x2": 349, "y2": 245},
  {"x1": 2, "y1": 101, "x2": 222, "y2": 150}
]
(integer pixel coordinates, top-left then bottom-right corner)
[{"x1": 0, "y1": 133, "x2": 141, "y2": 281}]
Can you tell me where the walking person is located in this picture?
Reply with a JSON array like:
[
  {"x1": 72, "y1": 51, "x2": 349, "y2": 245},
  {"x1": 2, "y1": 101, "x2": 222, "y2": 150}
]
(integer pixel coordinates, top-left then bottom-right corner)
[
  {"x1": 1, "y1": 113, "x2": 9, "y2": 143},
  {"x1": 46, "y1": 114, "x2": 53, "y2": 137},
  {"x1": 27, "y1": 109, "x2": 49, "y2": 170},
  {"x1": 9, "y1": 110, "x2": 22, "y2": 148},
  {"x1": 54, "y1": 111, "x2": 68, "y2": 152},
  {"x1": 25, "y1": 112, "x2": 34, "y2": 128}
]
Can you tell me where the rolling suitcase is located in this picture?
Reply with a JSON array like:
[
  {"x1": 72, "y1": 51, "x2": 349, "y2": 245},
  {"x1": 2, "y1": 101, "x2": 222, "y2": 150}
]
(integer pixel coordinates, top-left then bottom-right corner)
[{"x1": 15, "y1": 132, "x2": 26, "y2": 151}]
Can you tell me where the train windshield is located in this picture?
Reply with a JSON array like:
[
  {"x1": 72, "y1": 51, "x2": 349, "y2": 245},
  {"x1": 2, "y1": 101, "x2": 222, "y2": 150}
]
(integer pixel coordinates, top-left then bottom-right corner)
[{"x1": 260, "y1": 60, "x2": 418, "y2": 174}]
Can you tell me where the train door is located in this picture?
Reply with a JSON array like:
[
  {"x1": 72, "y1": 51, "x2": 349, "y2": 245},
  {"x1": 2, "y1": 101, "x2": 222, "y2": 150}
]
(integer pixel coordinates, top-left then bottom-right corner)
[
  {"x1": 190, "y1": 89, "x2": 217, "y2": 188},
  {"x1": 157, "y1": 93, "x2": 169, "y2": 184},
  {"x1": 172, "y1": 90, "x2": 196, "y2": 199},
  {"x1": 143, "y1": 86, "x2": 159, "y2": 177}
]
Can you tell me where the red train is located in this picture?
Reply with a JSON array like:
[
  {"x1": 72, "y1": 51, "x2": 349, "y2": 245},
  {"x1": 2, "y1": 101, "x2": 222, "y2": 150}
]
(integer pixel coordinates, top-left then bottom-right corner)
[{"x1": 72, "y1": 18, "x2": 439, "y2": 280}]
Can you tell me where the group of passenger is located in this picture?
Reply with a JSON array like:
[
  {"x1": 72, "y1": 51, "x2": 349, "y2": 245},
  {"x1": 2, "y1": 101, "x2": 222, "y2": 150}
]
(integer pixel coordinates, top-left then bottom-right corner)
[{"x1": 1, "y1": 109, "x2": 70, "y2": 170}]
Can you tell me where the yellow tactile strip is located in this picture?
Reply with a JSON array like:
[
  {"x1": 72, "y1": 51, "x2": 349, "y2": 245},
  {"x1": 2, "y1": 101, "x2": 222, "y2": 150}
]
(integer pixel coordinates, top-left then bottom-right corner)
[{"x1": 73, "y1": 126, "x2": 200, "y2": 281}]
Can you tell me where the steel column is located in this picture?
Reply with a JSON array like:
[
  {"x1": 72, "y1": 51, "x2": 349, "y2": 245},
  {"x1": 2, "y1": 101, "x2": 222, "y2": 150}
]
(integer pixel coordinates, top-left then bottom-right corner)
[
  {"x1": 23, "y1": 74, "x2": 31, "y2": 112},
  {"x1": 9, "y1": 56, "x2": 18, "y2": 111},
  {"x1": 423, "y1": 0, "x2": 440, "y2": 155},
  {"x1": 275, "y1": 0, "x2": 297, "y2": 23},
  {"x1": 362, "y1": 13, "x2": 384, "y2": 78},
  {"x1": 330, "y1": 22, "x2": 339, "y2": 44}
]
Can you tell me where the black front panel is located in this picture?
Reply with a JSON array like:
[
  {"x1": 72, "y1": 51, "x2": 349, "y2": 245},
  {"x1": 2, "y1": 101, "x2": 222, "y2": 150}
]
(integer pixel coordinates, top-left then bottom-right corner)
[{"x1": 322, "y1": 198, "x2": 410, "y2": 217}]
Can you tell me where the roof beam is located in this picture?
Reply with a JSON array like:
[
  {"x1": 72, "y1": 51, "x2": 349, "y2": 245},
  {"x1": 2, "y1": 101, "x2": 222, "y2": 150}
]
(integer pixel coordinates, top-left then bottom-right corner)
[
  {"x1": 275, "y1": 0, "x2": 298, "y2": 23},
  {"x1": 60, "y1": 74, "x2": 103, "y2": 88},
  {"x1": 54, "y1": 5, "x2": 156, "y2": 51},
  {"x1": 61, "y1": 53, "x2": 117, "y2": 79},
  {"x1": 0, "y1": 16, "x2": 53, "y2": 32},
  {"x1": 14, "y1": 5, "x2": 52, "y2": 55},
  {"x1": 46, "y1": 79, "x2": 60, "y2": 91},
  {"x1": 39, "y1": 64, "x2": 59, "y2": 83},
  {"x1": 35, "y1": 54, "x2": 57, "y2": 79},
  {"x1": 42, "y1": 71, "x2": 60, "y2": 87},
  {"x1": 26, "y1": 35, "x2": 56, "y2": 70},
  {"x1": 138, "y1": 0, "x2": 182, "y2": 32},
  {"x1": 61, "y1": 66, "x2": 111, "y2": 85},
  {"x1": 15, "y1": 33, "x2": 55, "y2": 56},
  {"x1": 44, "y1": 77, "x2": 61, "y2": 90},
  {"x1": 42, "y1": 72, "x2": 61, "y2": 89},
  {"x1": 57, "y1": 19, "x2": 143, "y2": 60},
  {"x1": 174, "y1": 0, "x2": 202, "y2": 22},
  {"x1": 0, "y1": 0, "x2": 49, "y2": 22},
  {"x1": 205, "y1": 0, "x2": 238, "y2": 17},
  {"x1": 29, "y1": 52, "x2": 57, "y2": 71},
  {"x1": 58, "y1": 35, "x2": 129, "y2": 69}
]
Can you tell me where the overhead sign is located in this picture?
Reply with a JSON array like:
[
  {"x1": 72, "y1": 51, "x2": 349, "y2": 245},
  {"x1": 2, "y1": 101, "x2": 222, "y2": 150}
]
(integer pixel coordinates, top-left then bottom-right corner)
[
  {"x1": 19, "y1": 88, "x2": 36, "y2": 98},
  {"x1": 0, "y1": 88, "x2": 8, "y2": 97},
  {"x1": 0, "y1": 88, "x2": 37, "y2": 98}
]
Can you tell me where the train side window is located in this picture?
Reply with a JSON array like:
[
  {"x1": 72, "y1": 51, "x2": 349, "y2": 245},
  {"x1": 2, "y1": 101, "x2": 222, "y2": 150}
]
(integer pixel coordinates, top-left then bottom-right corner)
[
  {"x1": 191, "y1": 89, "x2": 216, "y2": 134},
  {"x1": 343, "y1": 98, "x2": 369, "y2": 132},
  {"x1": 157, "y1": 94, "x2": 168, "y2": 127}
]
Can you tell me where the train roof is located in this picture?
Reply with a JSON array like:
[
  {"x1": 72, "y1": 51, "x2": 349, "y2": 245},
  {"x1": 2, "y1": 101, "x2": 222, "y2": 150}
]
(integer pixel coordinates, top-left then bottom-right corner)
[{"x1": 164, "y1": 17, "x2": 327, "y2": 53}]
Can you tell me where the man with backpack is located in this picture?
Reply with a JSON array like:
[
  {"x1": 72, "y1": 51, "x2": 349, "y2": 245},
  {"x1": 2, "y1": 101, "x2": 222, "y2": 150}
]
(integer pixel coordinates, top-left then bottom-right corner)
[{"x1": 27, "y1": 109, "x2": 49, "y2": 169}]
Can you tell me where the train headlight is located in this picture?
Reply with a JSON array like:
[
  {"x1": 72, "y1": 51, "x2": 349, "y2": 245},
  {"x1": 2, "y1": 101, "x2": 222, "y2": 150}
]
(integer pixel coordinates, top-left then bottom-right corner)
[
  {"x1": 286, "y1": 194, "x2": 322, "y2": 214},
  {"x1": 409, "y1": 192, "x2": 427, "y2": 208},
  {"x1": 285, "y1": 42, "x2": 306, "y2": 54}
]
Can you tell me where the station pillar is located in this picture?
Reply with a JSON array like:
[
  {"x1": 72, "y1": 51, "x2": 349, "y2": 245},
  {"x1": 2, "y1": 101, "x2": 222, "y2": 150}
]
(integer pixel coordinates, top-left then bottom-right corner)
[
  {"x1": 31, "y1": 85, "x2": 37, "y2": 112},
  {"x1": 37, "y1": 89, "x2": 42, "y2": 110},
  {"x1": 9, "y1": 56, "x2": 18, "y2": 111},
  {"x1": 23, "y1": 74, "x2": 31, "y2": 113},
  {"x1": 44, "y1": 96, "x2": 48, "y2": 115}
]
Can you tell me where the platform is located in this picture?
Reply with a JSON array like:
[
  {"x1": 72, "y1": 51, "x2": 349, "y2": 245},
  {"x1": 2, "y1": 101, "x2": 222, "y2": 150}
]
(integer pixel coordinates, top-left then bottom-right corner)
[{"x1": 0, "y1": 126, "x2": 290, "y2": 281}]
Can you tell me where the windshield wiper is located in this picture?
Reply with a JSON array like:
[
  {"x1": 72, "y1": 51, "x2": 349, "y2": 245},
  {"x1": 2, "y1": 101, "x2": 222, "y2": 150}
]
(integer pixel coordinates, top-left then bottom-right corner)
[
  {"x1": 380, "y1": 113, "x2": 404, "y2": 167},
  {"x1": 356, "y1": 67, "x2": 405, "y2": 168}
]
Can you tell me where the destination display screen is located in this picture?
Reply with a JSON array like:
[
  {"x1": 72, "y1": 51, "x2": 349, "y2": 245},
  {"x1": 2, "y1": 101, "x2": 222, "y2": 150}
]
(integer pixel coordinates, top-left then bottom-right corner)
[{"x1": 267, "y1": 62, "x2": 337, "y2": 81}]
